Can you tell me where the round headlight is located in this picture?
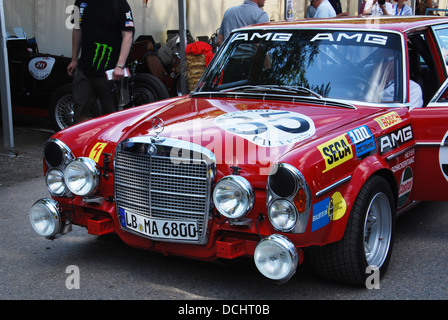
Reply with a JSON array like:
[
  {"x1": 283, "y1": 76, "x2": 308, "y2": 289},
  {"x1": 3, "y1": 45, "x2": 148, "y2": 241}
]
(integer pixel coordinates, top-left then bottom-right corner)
[
  {"x1": 44, "y1": 139, "x2": 74, "y2": 168},
  {"x1": 254, "y1": 234, "x2": 298, "y2": 282},
  {"x1": 268, "y1": 199, "x2": 297, "y2": 232},
  {"x1": 30, "y1": 198, "x2": 61, "y2": 238},
  {"x1": 213, "y1": 175, "x2": 254, "y2": 219},
  {"x1": 46, "y1": 169, "x2": 67, "y2": 196},
  {"x1": 64, "y1": 157, "x2": 100, "y2": 196}
]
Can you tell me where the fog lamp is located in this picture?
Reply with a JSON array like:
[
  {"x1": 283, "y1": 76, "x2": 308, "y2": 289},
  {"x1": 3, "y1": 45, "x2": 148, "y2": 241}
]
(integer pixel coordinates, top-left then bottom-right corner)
[
  {"x1": 64, "y1": 157, "x2": 99, "y2": 196},
  {"x1": 213, "y1": 175, "x2": 254, "y2": 219},
  {"x1": 30, "y1": 198, "x2": 61, "y2": 238},
  {"x1": 254, "y1": 234, "x2": 298, "y2": 282},
  {"x1": 268, "y1": 199, "x2": 297, "y2": 232},
  {"x1": 46, "y1": 169, "x2": 67, "y2": 196}
]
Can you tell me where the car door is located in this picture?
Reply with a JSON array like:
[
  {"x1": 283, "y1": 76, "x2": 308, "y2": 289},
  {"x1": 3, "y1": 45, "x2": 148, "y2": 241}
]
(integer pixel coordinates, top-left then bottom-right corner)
[
  {"x1": 409, "y1": 25, "x2": 448, "y2": 201},
  {"x1": 408, "y1": 25, "x2": 448, "y2": 201}
]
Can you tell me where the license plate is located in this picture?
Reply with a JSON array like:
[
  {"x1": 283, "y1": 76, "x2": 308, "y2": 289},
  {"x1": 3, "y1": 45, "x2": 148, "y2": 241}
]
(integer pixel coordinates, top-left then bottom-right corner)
[{"x1": 119, "y1": 208, "x2": 199, "y2": 241}]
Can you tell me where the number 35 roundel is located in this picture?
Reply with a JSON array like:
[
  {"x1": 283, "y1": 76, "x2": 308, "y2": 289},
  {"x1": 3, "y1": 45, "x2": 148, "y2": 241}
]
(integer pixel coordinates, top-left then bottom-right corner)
[
  {"x1": 440, "y1": 131, "x2": 448, "y2": 182},
  {"x1": 215, "y1": 110, "x2": 316, "y2": 147}
]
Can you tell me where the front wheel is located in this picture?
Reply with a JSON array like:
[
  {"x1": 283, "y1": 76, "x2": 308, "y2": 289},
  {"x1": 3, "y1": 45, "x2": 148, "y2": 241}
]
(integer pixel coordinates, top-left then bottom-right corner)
[
  {"x1": 48, "y1": 83, "x2": 75, "y2": 132},
  {"x1": 309, "y1": 175, "x2": 395, "y2": 285}
]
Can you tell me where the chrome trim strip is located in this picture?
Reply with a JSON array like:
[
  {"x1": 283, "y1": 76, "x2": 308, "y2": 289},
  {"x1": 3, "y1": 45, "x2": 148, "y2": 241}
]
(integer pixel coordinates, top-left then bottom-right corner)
[
  {"x1": 315, "y1": 175, "x2": 352, "y2": 198},
  {"x1": 386, "y1": 144, "x2": 416, "y2": 161},
  {"x1": 415, "y1": 141, "x2": 444, "y2": 147}
]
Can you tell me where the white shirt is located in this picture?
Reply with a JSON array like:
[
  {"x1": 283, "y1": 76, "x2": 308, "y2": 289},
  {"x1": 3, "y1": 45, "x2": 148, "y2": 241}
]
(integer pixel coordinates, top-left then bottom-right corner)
[
  {"x1": 381, "y1": 80, "x2": 423, "y2": 108},
  {"x1": 393, "y1": 4, "x2": 413, "y2": 15},
  {"x1": 314, "y1": 0, "x2": 337, "y2": 18},
  {"x1": 364, "y1": 0, "x2": 393, "y2": 15}
]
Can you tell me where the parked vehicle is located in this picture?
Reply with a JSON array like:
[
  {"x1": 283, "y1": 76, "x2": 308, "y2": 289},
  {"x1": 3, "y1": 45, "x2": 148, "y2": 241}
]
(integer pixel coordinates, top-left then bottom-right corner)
[
  {"x1": 6, "y1": 30, "x2": 169, "y2": 132},
  {"x1": 6, "y1": 31, "x2": 73, "y2": 130},
  {"x1": 30, "y1": 17, "x2": 448, "y2": 285}
]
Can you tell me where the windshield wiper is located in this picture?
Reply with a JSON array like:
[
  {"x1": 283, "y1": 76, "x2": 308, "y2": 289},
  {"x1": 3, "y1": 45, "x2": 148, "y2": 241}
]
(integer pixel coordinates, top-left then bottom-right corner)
[{"x1": 222, "y1": 85, "x2": 323, "y2": 99}]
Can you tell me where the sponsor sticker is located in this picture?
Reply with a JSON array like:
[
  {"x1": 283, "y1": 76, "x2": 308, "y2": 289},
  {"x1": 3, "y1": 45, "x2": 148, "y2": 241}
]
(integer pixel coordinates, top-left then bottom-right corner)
[
  {"x1": 329, "y1": 191, "x2": 347, "y2": 221},
  {"x1": 28, "y1": 57, "x2": 56, "y2": 80},
  {"x1": 312, "y1": 197, "x2": 330, "y2": 232},
  {"x1": 374, "y1": 111, "x2": 402, "y2": 129},
  {"x1": 398, "y1": 167, "x2": 413, "y2": 207},
  {"x1": 377, "y1": 125, "x2": 413, "y2": 155},
  {"x1": 317, "y1": 134, "x2": 353, "y2": 172},
  {"x1": 348, "y1": 125, "x2": 376, "y2": 158},
  {"x1": 89, "y1": 142, "x2": 107, "y2": 163},
  {"x1": 391, "y1": 148, "x2": 415, "y2": 173}
]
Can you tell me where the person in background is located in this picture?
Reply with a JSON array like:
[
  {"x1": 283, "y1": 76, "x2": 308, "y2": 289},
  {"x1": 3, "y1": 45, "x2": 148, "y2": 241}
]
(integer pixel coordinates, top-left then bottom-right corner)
[
  {"x1": 392, "y1": 0, "x2": 413, "y2": 15},
  {"x1": 314, "y1": 0, "x2": 337, "y2": 18},
  {"x1": 416, "y1": 0, "x2": 433, "y2": 15},
  {"x1": 363, "y1": 0, "x2": 393, "y2": 15},
  {"x1": 217, "y1": 0, "x2": 269, "y2": 46},
  {"x1": 359, "y1": 0, "x2": 368, "y2": 15},
  {"x1": 329, "y1": 0, "x2": 350, "y2": 16},
  {"x1": 67, "y1": 0, "x2": 134, "y2": 124},
  {"x1": 306, "y1": 0, "x2": 318, "y2": 18}
]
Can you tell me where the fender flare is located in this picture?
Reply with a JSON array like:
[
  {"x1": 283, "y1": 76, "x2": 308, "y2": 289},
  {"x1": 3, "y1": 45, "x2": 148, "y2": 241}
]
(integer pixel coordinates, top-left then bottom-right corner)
[{"x1": 310, "y1": 154, "x2": 398, "y2": 246}]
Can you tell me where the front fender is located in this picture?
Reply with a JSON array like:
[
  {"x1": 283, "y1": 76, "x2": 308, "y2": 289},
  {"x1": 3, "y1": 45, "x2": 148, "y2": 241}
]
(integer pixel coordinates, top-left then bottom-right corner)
[{"x1": 307, "y1": 154, "x2": 397, "y2": 246}]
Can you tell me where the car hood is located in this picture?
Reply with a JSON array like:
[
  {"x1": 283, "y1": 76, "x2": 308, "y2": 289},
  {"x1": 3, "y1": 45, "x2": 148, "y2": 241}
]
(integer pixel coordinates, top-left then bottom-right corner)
[{"x1": 55, "y1": 95, "x2": 384, "y2": 181}]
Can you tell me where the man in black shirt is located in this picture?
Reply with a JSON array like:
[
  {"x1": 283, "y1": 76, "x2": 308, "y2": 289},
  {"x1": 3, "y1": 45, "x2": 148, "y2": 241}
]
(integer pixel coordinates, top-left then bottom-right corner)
[{"x1": 67, "y1": 0, "x2": 134, "y2": 123}]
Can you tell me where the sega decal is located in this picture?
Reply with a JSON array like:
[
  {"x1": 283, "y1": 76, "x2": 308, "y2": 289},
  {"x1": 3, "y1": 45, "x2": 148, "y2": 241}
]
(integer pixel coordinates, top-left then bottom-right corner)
[
  {"x1": 317, "y1": 133, "x2": 353, "y2": 172},
  {"x1": 348, "y1": 125, "x2": 376, "y2": 158},
  {"x1": 214, "y1": 110, "x2": 316, "y2": 147},
  {"x1": 374, "y1": 111, "x2": 402, "y2": 129}
]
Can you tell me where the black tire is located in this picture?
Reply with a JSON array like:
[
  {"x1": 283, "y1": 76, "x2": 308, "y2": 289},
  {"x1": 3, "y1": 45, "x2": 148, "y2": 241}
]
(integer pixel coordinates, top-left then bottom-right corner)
[
  {"x1": 48, "y1": 83, "x2": 75, "y2": 132},
  {"x1": 131, "y1": 73, "x2": 169, "y2": 106},
  {"x1": 309, "y1": 175, "x2": 395, "y2": 285}
]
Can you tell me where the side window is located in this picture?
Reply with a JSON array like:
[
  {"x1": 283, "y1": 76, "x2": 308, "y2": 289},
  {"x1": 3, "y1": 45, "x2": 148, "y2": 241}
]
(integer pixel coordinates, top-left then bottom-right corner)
[
  {"x1": 429, "y1": 77, "x2": 448, "y2": 104},
  {"x1": 432, "y1": 26, "x2": 448, "y2": 74},
  {"x1": 407, "y1": 31, "x2": 439, "y2": 106}
]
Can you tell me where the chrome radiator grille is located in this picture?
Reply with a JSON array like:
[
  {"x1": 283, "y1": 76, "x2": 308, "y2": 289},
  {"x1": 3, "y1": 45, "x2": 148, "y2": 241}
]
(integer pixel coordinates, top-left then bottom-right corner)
[{"x1": 114, "y1": 138, "x2": 215, "y2": 244}]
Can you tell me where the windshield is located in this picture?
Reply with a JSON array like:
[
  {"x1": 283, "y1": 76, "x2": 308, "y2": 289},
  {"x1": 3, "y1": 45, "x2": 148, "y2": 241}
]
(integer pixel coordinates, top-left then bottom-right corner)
[{"x1": 198, "y1": 30, "x2": 404, "y2": 104}]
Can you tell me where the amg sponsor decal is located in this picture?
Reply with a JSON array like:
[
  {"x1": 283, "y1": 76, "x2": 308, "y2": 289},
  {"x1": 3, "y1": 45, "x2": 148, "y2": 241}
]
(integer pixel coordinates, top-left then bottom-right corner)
[
  {"x1": 374, "y1": 111, "x2": 402, "y2": 129},
  {"x1": 310, "y1": 32, "x2": 388, "y2": 46},
  {"x1": 377, "y1": 125, "x2": 413, "y2": 155},
  {"x1": 317, "y1": 134, "x2": 353, "y2": 172},
  {"x1": 232, "y1": 32, "x2": 293, "y2": 42}
]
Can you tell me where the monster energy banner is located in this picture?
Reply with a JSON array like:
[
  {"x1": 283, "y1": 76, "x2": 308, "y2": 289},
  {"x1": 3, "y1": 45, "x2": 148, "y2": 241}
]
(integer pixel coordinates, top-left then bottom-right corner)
[{"x1": 93, "y1": 42, "x2": 113, "y2": 71}]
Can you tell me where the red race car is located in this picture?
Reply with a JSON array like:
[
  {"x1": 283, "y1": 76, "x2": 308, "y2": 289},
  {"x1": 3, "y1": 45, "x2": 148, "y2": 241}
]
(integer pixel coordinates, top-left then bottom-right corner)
[{"x1": 30, "y1": 16, "x2": 448, "y2": 285}]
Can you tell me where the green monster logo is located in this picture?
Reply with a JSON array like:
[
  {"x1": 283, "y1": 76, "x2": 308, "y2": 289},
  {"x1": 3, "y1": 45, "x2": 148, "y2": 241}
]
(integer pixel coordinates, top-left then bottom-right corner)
[{"x1": 92, "y1": 43, "x2": 113, "y2": 71}]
